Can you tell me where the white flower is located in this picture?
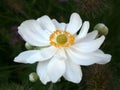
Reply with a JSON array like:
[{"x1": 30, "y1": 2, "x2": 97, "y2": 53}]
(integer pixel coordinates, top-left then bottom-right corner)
[{"x1": 14, "y1": 13, "x2": 111, "y2": 84}]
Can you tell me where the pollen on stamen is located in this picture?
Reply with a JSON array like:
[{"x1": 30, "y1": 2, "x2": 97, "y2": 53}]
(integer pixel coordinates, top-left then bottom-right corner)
[{"x1": 49, "y1": 30, "x2": 75, "y2": 48}]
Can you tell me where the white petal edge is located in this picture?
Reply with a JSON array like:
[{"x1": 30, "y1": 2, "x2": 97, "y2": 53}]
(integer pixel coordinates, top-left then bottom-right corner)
[
  {"x1": 47, "y1": 49, "x2": 66, "y2": 82},
  {"x1": 63, "y1": 60, "x2": 82, "y2": 83},
  {"x1": 81, "y1": 30, "x2": 98, "y2": 41},
  {"x1": 37, "y1": 61, "x2": 50, "y2": 85},
  {"x1": 52, "y1": 19, "x2": 66, "y2": 31},
  {"x1": 14, "y1": 50, "x2": 42, "y2": 64},
  {"x1": 96, "y1": 50, "x2": 112, "y2": 64},
  {"x1": 66, "y1": 48, "x2": 111, "y2": 66},
  {"x1": 77, "y1": 21, "x2": 90, "y2": 39},
  {"x1": 66, "y1": 13, "x2": 82, "y2": 34},
  {"x1": 37, "y1": 15, "x2": 56, "y2": 32},
  {"x1": 74, "y1": 36, "x2": 105, "y2": 53},
  {"x1": 18, "y1": 20, "x2": 50, "y2": 46},
  {"x1": 14, "y1": 46, "x2": 57, "y2": 64},
  {"x1": 75, "y1": 30, "x2": 98, "y2": 43}
]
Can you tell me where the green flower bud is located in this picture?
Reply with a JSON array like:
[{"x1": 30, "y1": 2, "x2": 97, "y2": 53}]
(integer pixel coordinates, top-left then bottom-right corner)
[
  {"x1": 25, "y1": 43, "x2": 33, "y2": 50},
  {"x1": 29, "y1": 72, "x2": 38, "y2": 82},
  {"x1": 94, "y1": 23, "x2": 108, "y2": 36}
]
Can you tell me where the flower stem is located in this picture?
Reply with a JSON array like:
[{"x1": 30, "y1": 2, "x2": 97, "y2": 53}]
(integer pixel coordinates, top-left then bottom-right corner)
[{"x1": 49, "y1": 83, "x2": 53, "y2": 90}]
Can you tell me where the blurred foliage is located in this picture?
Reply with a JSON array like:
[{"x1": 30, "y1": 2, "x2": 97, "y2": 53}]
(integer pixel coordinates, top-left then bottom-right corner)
[{"x1": 0, "y1": 0, "x2": 120, "y2": 90}]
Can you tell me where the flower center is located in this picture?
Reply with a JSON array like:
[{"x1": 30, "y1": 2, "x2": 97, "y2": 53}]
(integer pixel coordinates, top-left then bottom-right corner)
[
  {"x1": 56, "y1": 34, "x2": 67, "y2": 44},
  {"x1": 49, "y1": 30, "x2": 75, "y2": 48}
]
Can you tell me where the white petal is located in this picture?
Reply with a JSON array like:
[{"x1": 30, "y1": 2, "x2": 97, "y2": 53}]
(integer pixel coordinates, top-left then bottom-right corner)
[
  {"x1": 38, "y1": 46, "x2": 58, "y2": 60},
  {"x1": 77, "y1": 21, "x2": 90, "y2": 39},
  {"x1": 63, "y1": 60, "x2": 82, "y2": 83},
  {"x1": 74, "y1": 36, "x2": 105, "y2": 53},
  {"x1": 18, "y1": 20, "x2": 50, "y2": 46},
  {"x1": 14, "y1": 46, "x2": 57, "y2": 64},
  {"x1": 47, "y1": 58, "x2": 65, "y2": 83},
  {"x1": 95, "y1": 50, "x2": 112, "y2": 64},
  {"x1": 37, "y1": 61, "x2": 50, "y2": 85},
  {"x1": 52, "y1": 19, "x2": 66, "y2": 31},
  {"x1": 14, "y1": 50, "x2": 42, "y2": 64},
  {"x1": 37, "y1": 15, "x2": 56, "y2": 32},
  {"x1": 66, "y1": 13, "x2": 82, "y2": 34},
  {"x1": 47, "y1": 49, "x2": 66, "y2": 82},
  {"x1": 66, "y1": 48, "x2": 111, "y2": 66},
  {"x1": 81, "y1": 30, "x2": 98, "y2": 41},
  {"x1": 76, "y1": 30, "x2": 98, "y2": 43}
]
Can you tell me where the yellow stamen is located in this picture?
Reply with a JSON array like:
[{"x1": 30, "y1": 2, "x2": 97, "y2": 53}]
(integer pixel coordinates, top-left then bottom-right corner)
[{"x1": 49, "y1": 30, "x2": 75, "y2": 48}]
